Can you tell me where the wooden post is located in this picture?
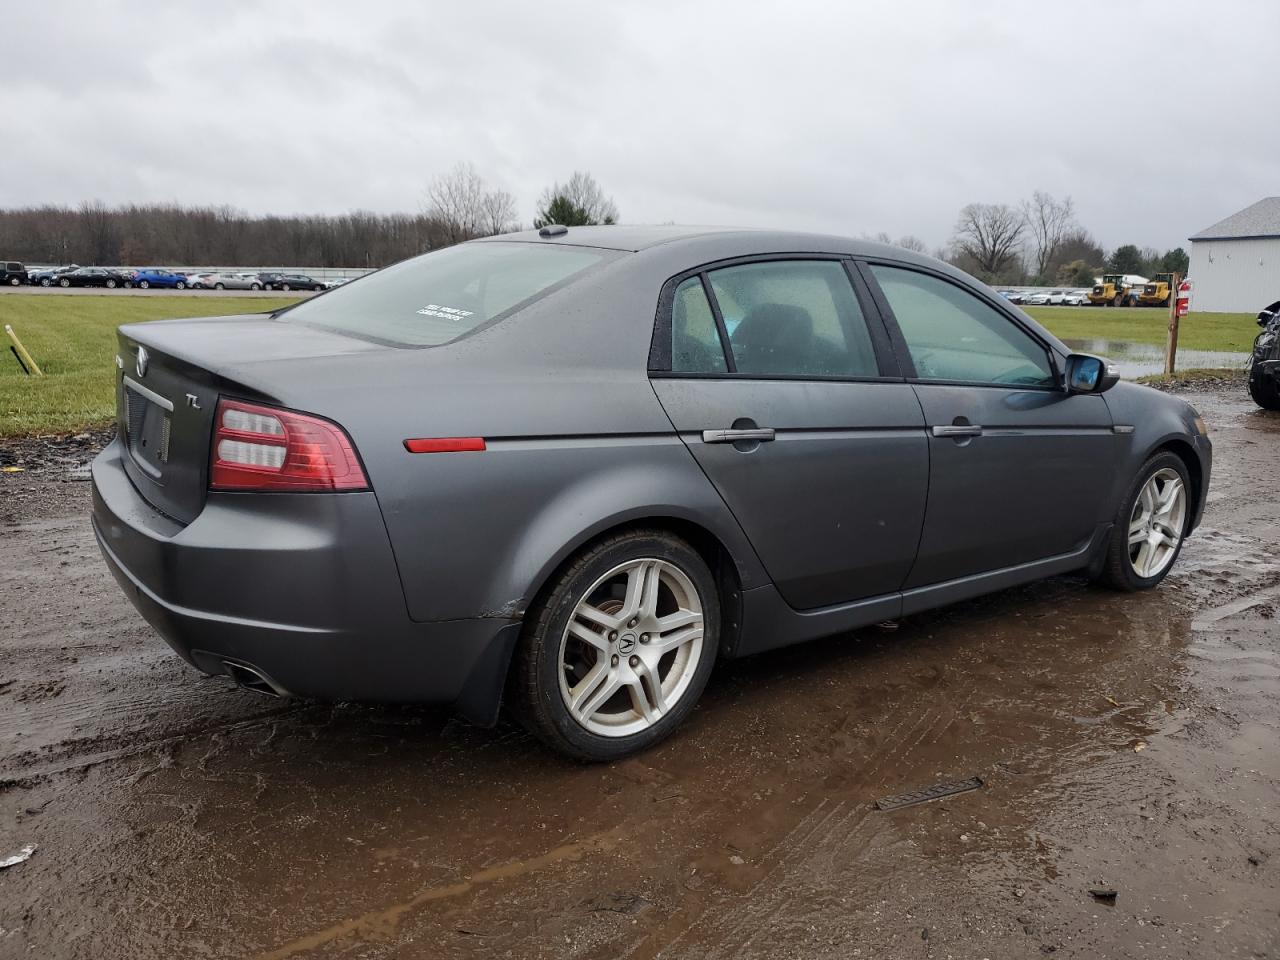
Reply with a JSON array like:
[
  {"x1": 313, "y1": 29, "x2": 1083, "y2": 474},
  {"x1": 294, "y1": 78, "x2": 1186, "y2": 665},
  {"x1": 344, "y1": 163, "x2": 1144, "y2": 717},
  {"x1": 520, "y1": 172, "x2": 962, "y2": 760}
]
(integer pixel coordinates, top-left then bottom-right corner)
[
  {"x1": 1163, "y1": 272, "x2": 1182, "y2": 376},
  {"x1": 4, "y1": 324, "x2": 43, "y2": 376}
]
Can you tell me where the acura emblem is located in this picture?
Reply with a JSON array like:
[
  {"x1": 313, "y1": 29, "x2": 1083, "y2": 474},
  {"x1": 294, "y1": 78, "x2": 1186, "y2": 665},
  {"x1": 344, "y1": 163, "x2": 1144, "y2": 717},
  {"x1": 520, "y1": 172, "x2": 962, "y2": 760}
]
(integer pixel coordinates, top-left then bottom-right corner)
[{"x1": 136, "y1": 346, "x2": 149, "y2": 378}]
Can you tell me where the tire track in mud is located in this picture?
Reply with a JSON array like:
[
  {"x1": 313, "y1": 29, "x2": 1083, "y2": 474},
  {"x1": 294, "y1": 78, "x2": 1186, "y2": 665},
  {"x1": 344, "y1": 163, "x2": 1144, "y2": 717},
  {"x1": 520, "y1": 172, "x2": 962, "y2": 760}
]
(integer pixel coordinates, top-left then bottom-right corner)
[{"x1": 618, "y1": 678, "x2": 981, "y2": 960}]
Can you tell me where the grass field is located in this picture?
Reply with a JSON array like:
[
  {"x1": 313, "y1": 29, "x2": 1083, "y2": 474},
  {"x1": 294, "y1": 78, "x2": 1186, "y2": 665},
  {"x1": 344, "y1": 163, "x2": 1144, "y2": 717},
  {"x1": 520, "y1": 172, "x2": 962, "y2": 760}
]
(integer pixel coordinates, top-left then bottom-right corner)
[
  {"x1": 1, "y1": 295, "x2": 299, "y2": 437},
  {"x1": 1023, "y1": 305, "x2": 1257, "y2": 353},
  {"x1": 0, "y1": 294, "x2": 1260, "y2": 438}
]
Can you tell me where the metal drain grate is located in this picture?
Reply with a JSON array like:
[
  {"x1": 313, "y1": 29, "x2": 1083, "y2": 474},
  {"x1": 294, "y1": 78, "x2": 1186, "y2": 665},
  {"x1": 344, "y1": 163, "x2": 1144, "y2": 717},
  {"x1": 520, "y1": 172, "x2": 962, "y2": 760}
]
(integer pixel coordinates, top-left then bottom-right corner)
[{"x1": 875, "y1": 776, "x2": 984, "y2": 811}]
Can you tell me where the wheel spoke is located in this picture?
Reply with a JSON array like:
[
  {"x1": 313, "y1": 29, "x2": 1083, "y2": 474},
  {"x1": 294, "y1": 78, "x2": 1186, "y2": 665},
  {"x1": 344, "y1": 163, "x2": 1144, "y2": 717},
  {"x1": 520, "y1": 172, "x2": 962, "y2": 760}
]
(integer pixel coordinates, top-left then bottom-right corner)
[
  {"x1": 1155, "y1": 479, "x2": 1183, "y2": 516},
  {"x1": 567, "y1": 619, "x2": 610, "y2": 652},
  {"x1": 1133, "y1": 541, "x2": 1154, "y2": 578},
  {"x1": 576, "y1": 603, "x2": 620, "y2": 632},
  {"x1": 655, "y1": 609, "x2": 700, "y2": 633},
  {"x1": 1128, "y1": 525, "x2": 1148, "y2": 546},
  {"x1": 573, "y1": 665, "x2": 621, "y2": 720},
  {"x1": 1139, "y1": 481, "x2": 1156, "y2": 517},
  {"x1": 628, "y1": 679, "x2": 657, "y2": 723},
  {"x1": 649, "y1": 624, "x2": 703, "y2": 654},
  {"x1": 617, "y1": 560, "x2": 658, "y2": 623},
  {"x1": 631, "y1": 662, "x2": 668, "y2": 722}
]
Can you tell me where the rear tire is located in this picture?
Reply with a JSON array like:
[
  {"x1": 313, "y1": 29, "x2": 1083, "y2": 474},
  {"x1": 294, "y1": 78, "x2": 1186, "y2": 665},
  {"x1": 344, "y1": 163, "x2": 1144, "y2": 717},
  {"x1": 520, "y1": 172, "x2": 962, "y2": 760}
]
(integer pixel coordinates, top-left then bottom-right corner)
[
  {"x1": 105, "y1": 279, "x2": 117, "y2": 288},
  {"x1": 281, "y1": 283, "x2": 291, "y2": 291},
  {"x1": 509, "y1": 529, "x2": 719, "y2": 761},
  {"x1": 138, "y1": 280, "x2": 149, "y2": 289},
  {"x1": 1097, "y1": 452, "x2": 1191, "y2": 591},
  {"x1": 1248, "y1": 357, "x2": 1280, "y2": 410},
  {"x1": 59, "y1": 278, "x2": 70, "y2": 287},
  {"x1": 251, "y1": 283, "x2": 262, "y2": 290},
  {"x1": 214, "y1": 282, "x2": 224, "y2": 290}
]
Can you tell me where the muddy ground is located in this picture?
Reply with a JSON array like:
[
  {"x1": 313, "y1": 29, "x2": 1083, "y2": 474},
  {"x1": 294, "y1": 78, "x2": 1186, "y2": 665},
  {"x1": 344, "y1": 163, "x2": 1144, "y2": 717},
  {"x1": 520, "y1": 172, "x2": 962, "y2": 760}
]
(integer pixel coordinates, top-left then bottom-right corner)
[{"x1": 1, "y1": 386, "x2": 1277, "y2": 959}]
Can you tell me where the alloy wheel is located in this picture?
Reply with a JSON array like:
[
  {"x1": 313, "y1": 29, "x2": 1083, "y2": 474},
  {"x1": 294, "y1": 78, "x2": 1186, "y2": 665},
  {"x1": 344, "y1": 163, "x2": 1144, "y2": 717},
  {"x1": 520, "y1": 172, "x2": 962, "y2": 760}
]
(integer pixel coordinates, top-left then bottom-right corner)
[
  {"x1": 558, "y1": 558, "x2": 705, "y2": 737},
  {"x1": 1128, "y1": 467, "x2": 1186, "y2": 578}
]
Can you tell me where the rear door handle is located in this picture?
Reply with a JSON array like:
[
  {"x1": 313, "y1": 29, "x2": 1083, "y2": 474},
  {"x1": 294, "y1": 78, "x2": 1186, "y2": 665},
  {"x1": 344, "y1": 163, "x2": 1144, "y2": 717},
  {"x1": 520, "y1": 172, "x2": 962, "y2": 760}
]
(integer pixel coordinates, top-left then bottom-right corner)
[
  {"x1": 931, "y1": 424, "x2": 983, "y2": 438},
  {"x1": 702, "y1": 428, "x2": 776, "y2": 443}
]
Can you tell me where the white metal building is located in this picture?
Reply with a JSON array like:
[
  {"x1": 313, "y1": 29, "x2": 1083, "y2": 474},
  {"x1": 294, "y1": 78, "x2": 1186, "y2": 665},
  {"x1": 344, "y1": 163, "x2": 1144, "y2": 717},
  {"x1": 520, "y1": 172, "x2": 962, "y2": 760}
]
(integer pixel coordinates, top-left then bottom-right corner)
[{"x1": 1187, "y1": 197, "x2": 1280, "y2": 313}]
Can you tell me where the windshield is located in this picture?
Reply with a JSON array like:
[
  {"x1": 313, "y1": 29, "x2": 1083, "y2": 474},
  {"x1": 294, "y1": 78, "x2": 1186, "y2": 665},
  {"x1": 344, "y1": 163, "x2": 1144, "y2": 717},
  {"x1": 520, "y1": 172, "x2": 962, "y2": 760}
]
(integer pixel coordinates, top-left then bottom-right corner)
[{"x1": 282, "y1": 241, "x2": 614, "y2": 347}]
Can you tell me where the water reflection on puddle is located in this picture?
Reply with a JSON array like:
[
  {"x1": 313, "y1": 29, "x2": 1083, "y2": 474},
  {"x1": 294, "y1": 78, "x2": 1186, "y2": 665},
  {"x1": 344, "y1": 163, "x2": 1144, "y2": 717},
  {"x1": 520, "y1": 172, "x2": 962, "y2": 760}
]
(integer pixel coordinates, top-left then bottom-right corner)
[{"x1": 1062, "y1": 338, "x2": 1247, "y2": 378}]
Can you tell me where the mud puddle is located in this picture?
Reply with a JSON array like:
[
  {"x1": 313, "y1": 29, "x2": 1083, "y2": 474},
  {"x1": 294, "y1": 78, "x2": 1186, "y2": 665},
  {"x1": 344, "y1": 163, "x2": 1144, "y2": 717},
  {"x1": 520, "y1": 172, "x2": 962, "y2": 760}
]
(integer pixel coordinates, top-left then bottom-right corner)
[{"x1": 1, "y1": 387, "x2": 1277, "y2": 959}]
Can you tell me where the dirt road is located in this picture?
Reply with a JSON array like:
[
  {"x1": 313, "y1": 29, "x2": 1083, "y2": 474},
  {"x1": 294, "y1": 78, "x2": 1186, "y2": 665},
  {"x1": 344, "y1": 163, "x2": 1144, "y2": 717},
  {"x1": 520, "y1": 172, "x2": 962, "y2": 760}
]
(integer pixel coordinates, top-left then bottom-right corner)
[{"x1": 2, "y1": 386, "x2": 1277, "y2": 959}]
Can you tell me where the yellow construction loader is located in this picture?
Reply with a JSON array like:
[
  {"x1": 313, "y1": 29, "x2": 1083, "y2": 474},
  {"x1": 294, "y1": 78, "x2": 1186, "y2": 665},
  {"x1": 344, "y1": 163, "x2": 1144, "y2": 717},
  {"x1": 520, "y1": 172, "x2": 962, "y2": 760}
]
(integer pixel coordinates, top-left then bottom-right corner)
[
  {"x1": 1137, "y1": 273, "x2": 1175, "y2": 308},
  {"x1": 1088, "y1": 274, "x2": 1140, "y2": 307}
]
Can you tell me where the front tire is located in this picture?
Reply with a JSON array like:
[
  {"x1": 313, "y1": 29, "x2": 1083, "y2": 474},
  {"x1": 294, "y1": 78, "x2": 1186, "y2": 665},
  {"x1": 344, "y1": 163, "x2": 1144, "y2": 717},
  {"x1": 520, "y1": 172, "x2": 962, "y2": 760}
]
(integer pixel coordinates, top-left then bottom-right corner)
[
  {"x1": 214, "y1": 282, "x2": 224, "y2": 290},
  {"x1": 1097, "y1": 452, "x2": 1191, "y2": 591},
  {"x1": 105, "y1": 279, "x2": 117, "y2": 288},
  {"x1": 59, "y1": 278, "x2": 70, "y2": 287},
  {"x1": 138, "y1": 280, "x2": 149, "y2": 289},
  {"x1": 510, "y1": 530, "x2": 719, "y2": 761},
  {"x1": 250, "y1": 283, "x2": 262, "y2": 290}
]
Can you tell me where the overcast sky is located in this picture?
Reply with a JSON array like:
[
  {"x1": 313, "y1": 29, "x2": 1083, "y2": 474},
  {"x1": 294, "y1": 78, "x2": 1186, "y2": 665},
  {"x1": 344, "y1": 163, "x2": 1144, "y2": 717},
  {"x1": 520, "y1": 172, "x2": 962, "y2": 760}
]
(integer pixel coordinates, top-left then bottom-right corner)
[{"x1": 5, "y1": 0, "x2": 1278, "y2": 253}]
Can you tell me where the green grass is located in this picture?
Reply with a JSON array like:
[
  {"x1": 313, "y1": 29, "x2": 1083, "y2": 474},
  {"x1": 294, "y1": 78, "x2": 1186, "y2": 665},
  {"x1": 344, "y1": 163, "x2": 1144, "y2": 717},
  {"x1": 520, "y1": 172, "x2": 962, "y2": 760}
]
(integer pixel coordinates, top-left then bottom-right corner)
[
  {"x1": 1, "y1": 294, "x2": 299, "y2": 437},
  {"x1": 1023, "y1": 306, "x2": 1257, "y2": 353}
]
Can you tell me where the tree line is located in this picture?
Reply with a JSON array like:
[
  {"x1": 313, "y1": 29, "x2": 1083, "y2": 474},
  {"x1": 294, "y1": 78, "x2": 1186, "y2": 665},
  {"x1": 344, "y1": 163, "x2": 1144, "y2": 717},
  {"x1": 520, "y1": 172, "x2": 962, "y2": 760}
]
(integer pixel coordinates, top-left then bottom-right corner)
[
  {"x1": 0, "y1": 166, "x2": 621, "y2": 268},
  {"x1": 0, "y1": 170, "x2": 1187, "y2": 285},
  {"x1": 947, "y1": 192, "x2": 1188, "y2": 288}
]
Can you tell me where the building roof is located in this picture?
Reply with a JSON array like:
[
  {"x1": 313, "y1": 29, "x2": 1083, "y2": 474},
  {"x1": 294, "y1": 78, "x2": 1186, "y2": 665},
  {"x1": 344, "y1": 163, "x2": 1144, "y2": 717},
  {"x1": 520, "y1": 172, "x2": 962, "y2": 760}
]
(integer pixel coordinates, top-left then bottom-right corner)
[{"x1": 1189, "y1": 197, "x2": 1280, "y2": 241}]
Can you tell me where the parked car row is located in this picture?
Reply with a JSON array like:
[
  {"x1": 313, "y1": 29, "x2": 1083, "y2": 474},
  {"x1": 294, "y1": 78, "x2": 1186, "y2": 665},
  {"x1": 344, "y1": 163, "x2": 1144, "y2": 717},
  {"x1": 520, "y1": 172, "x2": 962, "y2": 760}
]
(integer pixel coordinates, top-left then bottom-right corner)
[
  {"x1": 999, "y1": 288, "x2": 1089, "y2": 306},
  {"x1": 2, "y1": 260, "x2": 349, "y2": 291}
]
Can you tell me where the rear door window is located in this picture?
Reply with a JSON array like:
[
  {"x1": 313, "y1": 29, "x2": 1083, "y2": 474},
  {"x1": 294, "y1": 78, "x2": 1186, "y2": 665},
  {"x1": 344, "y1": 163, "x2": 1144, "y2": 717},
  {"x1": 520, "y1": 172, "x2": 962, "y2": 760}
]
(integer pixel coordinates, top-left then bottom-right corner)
[
  {"x1": 283, "y1": 242, "x2": 614, "y2": 347},
  {"x1": 707, "y1": 260, "x2": 879, "y2": 378}
]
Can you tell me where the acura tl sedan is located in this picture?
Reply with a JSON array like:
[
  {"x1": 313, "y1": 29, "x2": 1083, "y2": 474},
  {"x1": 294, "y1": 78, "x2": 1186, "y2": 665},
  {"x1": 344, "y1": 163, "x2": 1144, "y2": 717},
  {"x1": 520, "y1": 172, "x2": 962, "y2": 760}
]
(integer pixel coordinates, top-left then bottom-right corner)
[{"x1": 91, "y1": 226, "x2": 1211, "y2": 761}]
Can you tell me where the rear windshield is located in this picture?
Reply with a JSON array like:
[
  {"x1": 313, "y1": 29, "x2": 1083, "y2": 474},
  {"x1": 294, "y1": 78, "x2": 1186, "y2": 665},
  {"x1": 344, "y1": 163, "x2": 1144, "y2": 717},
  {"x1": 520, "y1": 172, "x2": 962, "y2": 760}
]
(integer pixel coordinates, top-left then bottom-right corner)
[{"x1": 281, "y1": 241, "x2": 613, "y2": 347}]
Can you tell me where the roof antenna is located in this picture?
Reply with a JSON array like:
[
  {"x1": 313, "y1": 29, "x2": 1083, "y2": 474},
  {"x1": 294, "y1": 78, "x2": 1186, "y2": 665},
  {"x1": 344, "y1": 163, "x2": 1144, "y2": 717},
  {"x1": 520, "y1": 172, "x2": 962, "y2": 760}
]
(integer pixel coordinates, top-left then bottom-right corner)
[{"x1": 538, "y1": 224, "x2": 568, "y2": 237}]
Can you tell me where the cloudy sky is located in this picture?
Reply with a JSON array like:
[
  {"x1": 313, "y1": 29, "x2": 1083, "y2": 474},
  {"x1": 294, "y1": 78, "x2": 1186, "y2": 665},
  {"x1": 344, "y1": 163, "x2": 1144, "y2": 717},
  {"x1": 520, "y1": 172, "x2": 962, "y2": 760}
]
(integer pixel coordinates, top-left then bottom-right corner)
[{"x1": 5, "y1": 0, "x2": 1278, "y2": 253}]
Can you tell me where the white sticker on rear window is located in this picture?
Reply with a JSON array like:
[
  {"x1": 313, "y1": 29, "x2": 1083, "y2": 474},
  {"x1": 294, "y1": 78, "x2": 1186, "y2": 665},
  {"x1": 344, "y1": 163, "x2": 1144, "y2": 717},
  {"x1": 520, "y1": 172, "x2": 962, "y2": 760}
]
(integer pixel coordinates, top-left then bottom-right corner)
[{"x1": 416, "y1": 304, "x2": 475, "y2": 321}]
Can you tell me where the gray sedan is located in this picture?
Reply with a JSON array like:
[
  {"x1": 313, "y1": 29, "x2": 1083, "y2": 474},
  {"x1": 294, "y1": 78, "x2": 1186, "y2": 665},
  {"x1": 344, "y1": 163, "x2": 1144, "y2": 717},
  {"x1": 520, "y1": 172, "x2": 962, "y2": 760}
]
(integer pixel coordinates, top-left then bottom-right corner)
[
  {"x1": 91, "y1": 226, "x2": 1211, "y2": 760},
  {"x1": 203, "y1": 272, "x2": 265, "y2": 291}
]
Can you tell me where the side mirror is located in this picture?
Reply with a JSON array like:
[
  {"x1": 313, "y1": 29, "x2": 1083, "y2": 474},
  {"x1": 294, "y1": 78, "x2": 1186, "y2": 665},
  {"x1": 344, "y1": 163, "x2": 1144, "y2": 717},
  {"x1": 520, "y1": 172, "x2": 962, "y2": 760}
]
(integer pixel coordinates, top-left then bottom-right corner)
[{"x1": 1065, "y1": 353, "x2": 1119, "y2": 394}]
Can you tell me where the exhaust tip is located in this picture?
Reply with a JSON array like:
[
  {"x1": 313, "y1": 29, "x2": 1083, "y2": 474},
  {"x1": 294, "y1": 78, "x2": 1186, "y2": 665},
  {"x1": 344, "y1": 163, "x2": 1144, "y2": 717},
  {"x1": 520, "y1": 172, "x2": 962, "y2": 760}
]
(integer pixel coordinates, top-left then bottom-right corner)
[{"x1": 223, "y1": 660, "x2": 288, "y2": 698}]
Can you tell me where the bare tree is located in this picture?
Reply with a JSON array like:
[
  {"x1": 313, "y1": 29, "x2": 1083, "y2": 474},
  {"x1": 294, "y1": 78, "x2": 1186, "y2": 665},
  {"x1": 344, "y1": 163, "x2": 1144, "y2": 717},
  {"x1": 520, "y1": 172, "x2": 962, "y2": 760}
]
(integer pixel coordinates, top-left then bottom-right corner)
[
  {"x1": 426, "y1": 162, "x2": 487, "y2": 244},
  {"x1": 1019, "y1": 191, "x2": 1075, "y2": 281},
  {"x1": 534, "y1": 171, "x2": 618, "y2": 227},
  {"x1": 480, "y1": 188, "x2": 519, "y2": 235},
  {"x1": 952, "y1": 203, "x2": 1025, "y2": 280},
  {"x1": 895, "y1": 235, "x2": 928, "y2": 254}
]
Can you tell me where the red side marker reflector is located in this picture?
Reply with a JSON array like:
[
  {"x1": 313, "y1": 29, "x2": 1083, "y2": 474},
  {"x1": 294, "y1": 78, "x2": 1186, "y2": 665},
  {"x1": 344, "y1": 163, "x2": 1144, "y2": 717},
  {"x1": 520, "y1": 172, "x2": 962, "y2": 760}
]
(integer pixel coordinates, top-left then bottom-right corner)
[{"x1": 404, "y1": 437, "x2": 486, "y2": 454}]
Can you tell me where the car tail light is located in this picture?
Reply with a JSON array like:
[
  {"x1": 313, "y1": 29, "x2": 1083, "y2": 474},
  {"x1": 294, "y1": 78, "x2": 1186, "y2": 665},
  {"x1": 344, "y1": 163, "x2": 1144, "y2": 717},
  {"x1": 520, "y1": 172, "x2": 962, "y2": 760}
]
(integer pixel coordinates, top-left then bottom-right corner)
[{"x1": 210, "y1": 398, "x2": 369, "y2": 491}]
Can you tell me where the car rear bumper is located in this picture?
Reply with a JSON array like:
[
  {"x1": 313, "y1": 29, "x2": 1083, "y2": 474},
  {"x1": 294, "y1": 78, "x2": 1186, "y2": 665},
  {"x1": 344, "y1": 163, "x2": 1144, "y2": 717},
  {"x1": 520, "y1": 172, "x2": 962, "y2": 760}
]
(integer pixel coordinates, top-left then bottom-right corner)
[{"x1": 90, "y1": 438, "x2": 518, "y2": 724}]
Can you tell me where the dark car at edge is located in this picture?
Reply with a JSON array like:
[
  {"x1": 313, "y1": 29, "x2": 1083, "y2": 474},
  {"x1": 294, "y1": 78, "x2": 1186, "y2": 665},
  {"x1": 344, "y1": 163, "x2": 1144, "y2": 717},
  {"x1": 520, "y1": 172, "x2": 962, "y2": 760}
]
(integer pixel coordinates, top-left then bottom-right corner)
[
  {"x1": 2, "y1": 260, "x2": 29, "y2": 286},
  {"x1": 91, "y1": 226, "x2": 1212, "y2": 760}
]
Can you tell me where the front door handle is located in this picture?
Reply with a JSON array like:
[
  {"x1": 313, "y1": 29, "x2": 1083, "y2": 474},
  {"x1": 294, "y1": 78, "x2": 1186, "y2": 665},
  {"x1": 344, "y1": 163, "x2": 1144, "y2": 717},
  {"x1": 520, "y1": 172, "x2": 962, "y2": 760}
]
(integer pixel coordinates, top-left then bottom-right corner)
[
  {"x1": 931, "y1": 424, "x2": 983, "y2": 438},
  {"x1": 702, "y1": 428, "x2": 776, "y2": 443}
]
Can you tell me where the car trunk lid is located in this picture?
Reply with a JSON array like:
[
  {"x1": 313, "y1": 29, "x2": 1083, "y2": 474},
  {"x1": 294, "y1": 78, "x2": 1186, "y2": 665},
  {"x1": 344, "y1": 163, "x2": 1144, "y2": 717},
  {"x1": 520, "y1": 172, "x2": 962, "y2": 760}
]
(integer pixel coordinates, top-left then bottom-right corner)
[{"x1": 114, "y1": 314, "x2": 390, "y2": 524}]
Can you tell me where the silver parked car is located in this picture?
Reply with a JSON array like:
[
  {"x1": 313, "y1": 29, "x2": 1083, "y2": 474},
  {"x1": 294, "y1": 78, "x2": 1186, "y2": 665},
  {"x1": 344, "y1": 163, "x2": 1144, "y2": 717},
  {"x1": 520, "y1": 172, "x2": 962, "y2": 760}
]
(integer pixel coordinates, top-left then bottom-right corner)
[
  {"x1": 204, "y1": 272, "x2": 265, "y2": 291},
  {"x1": 91, "y1": 226, "x2": 1211, "y2": 760}
]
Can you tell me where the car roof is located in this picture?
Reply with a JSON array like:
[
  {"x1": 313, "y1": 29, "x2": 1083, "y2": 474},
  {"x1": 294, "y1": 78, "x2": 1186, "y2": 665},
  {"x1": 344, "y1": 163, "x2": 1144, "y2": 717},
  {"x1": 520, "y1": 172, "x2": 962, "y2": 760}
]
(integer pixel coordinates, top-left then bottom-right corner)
[{"x1": 475, "y1": 224, "x2": 941, "y2": 266}]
